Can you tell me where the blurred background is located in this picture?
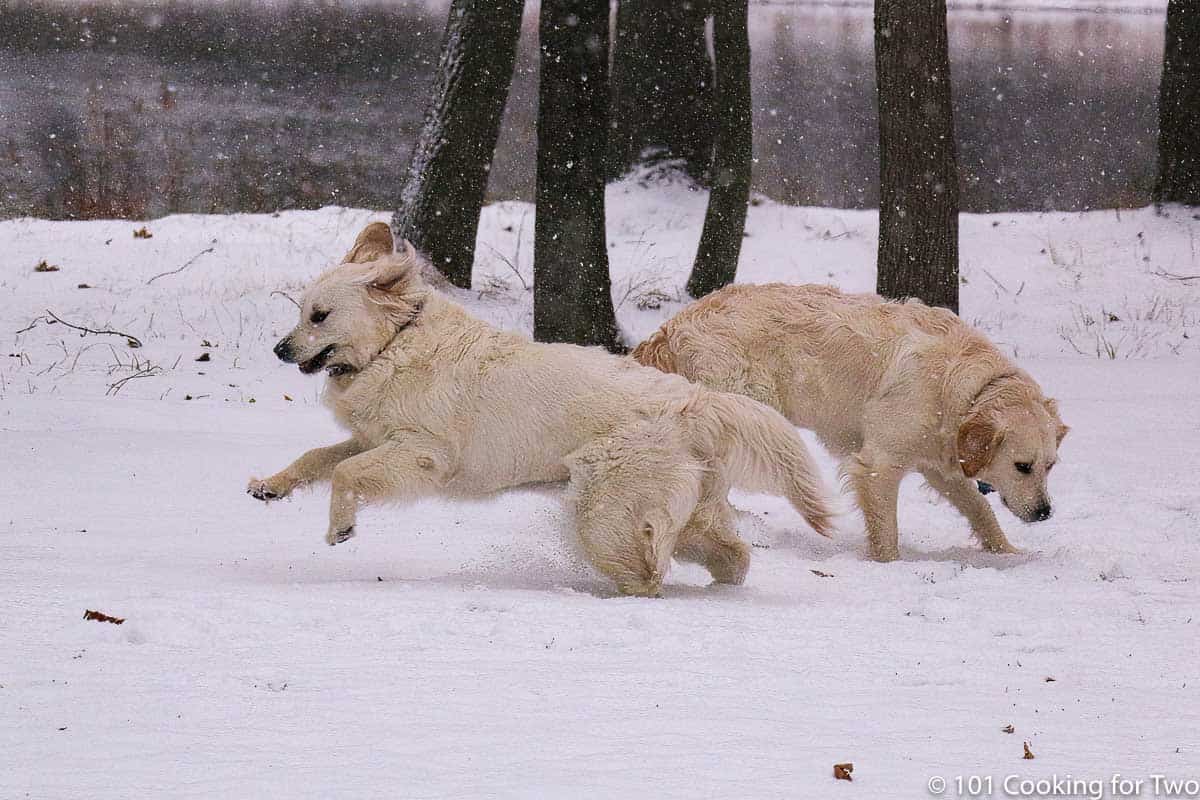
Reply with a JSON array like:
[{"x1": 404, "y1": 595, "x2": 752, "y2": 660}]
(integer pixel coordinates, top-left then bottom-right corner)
[{"x1": 0, "y1": 0, "x2": 1167, "y2": 219}]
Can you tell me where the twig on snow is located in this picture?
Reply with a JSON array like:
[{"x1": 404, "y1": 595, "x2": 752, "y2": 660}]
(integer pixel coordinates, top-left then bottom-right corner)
[
  {"x1": 14, "y1": 317, "x2": 43, "y2": 336},
  {"x1": 41, "y1": 309, "x2": 143, "y2": 348},
  {"x1": 146, "y1": 245, "x2": 215, "y2": 285},
  {"x1": 271, "y1": 290, "x2": 301, "y2": 309},
  {"x1": 981, "y1": 269, "x2": 1010, "y2": 294},
  {"x1": 1152, "y1": 269, "x2": 1200, "y2": 282},
  {"x1": 483, "y1": 243, "x2": 530, "y2": 291},
  {"x1": 106, "y1": 364, "x2": 162, "y2": 396}
]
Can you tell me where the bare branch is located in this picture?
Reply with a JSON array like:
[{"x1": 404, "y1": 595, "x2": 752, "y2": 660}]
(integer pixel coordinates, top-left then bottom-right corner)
[
  {"x1": 146, "y1": 246, "x2": 216, "y2": 285},
  {"x1": 1152, "y1": 269, "x2": 1200, "y2": 282},
  {"x1": 271, "y1": 290, "x2": 301, "y2": 309},
  {"x1": 15, "y1": 316, "x2": 47, "y2": 336},
  {"x1": 981, "y1": 269, "x2": 1010, "y2": 294},
  {"x1": 107, "y1": 364, "x2": 162, "y2": 396},
  {"x1": 43, "y1": 309, "x2": 143, "y2": 349}
]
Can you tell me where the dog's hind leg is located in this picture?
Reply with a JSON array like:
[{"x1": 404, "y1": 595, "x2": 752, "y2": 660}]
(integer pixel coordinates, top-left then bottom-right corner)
[
  {"x1": 325, "y1": 438, "x2": 450, "y2": 546},
  {"x1": 567, "y1": 426, "x2": 703, "y2": 597},
  {"x1": 674, "y1": 481, "x2": 751, "y2": 585}
]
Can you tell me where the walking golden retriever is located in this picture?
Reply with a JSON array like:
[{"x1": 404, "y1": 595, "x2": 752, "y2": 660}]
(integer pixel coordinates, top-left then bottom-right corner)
[
  {"x1": 248, "y1": 224, "x2": 834, "y2": 596},
  {"x1": 633, "y1": 283, "x2": 1069, "y2": 561}
]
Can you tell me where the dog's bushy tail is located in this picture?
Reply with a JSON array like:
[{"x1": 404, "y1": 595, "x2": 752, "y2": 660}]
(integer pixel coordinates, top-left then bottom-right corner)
[{"x1": 691, "y1": 392, "x2": 835, "y2": 537}]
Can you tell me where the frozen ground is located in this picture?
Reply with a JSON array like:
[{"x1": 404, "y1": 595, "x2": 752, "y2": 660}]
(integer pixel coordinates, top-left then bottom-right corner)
[{"x1": 2, "y1": 182, "x2": 1198, "y2": 797}]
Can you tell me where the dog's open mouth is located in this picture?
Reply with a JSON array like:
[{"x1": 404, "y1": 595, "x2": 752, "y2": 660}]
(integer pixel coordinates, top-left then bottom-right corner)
[{"x1": 298, "y1": 344, "x2": 336, "y2": 374}]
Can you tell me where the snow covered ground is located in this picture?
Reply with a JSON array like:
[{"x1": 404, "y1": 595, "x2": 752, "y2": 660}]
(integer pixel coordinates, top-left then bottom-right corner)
[{"x1": 2, "y1": 182, "x2": 1198, "y2": 797}]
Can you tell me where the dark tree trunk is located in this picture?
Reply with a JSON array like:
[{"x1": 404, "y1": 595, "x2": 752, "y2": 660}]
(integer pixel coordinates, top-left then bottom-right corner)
[
  {"x1": 1155, "y1": 0, "x2": 1200, "y2": 206},
  {"x1": 874, "y1": 0, "x2": 960, "y2": 313},
  {"x1": 391, "y1": 0, "x2": 524, "y2": 288},
  {"x1": 608, "y1": 0, "x2": 714, "y2": 180},
  {"x1": 534, "y1": 0, "x2": 622, "y2": 351},
  {"x1": 686, "y1": 0, "x2": 752, "y2": 299}
]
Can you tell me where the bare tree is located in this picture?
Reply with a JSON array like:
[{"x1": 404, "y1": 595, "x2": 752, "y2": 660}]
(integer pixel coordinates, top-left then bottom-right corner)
[
  {"x1": 392, "y1": 0, "x2": 525, "y2": 288},
  {"x1": 1154, "y1": 0, "x2": 1200, "y2": 206},
  {"x1": 686, "y1": 0, "x2": 752, "y2": 298},
  {"x1": 534, "y1": 0, "x2": 622, "y2": 351},
  {"x1": 609, "y1": 0, "x2": 714, "y2": 180},
  {"x1": 874, "y1": 0, "x2": 960, "y2": 313}
]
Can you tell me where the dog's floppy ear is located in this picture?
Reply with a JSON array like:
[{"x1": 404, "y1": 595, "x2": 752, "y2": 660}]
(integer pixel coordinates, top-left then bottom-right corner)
[
  {"x1": 1044, "y1": 398, "x2": 1070, "y2": 445},
  {"x1": 344, "y1": 222, "x2": 394, "y2": 264},
  {"x1": 363, "y1": 240, "x2": 425, "y2": 295},
  {"x1": 957, "y1": 413, "x2": 1004, "y2": 477},
  {"x1": 364, "y1": 256, "x2": 415, "y2": 294}
]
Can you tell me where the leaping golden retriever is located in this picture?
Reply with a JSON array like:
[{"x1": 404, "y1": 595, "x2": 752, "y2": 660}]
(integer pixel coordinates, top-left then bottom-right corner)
[
  {"x1": 248, "y1": 224, "x2": 834, "y2": 596},
  {"x1": 633, "y1": 283, "x2": 1069, "y2": 561}
]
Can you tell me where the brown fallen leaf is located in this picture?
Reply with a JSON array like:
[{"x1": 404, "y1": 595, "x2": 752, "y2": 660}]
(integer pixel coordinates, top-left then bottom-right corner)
[
  {"x1": 1023, "y1": 741, "x2": 1035, "y2": 760},
  {"x1": 811, "y1": 569, "x2": 835, "y2": 578},
  {"x1": 34, "y1": 260, "x2": 60, "y2": 272},
  {"x1": 195, "y1": 352, "x2": 211, "y2": 362},
  {"x1": 834, "y1": 763, "x2": 854, "y2": 781},
  {"x1": 1002, "y1": 724, "x2": 1015, "y2": 734},
  {"x1": 1044, "y1": 676, "x2": 1056, "y2": 682},
  {"x1": 77, "y1": 283, "x2": 91, "y2": 289},
  {"x1": 83, "y1": 609, "x2": 124, "y2": 625},
  {"x1": 133, "y1": 227, "x2": 153, "y2": 239},
  {"x1": 283, "y1": 394, "x2": 293, "y2": 402}
]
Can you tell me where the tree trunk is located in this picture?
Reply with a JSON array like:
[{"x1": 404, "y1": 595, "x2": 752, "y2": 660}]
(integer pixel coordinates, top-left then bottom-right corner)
[
  {"x1": 686, "y1": 0, "x2": 752, "y2": 299},
  {"x1": 609, "y1": 0, "x2": 714, "y2": 180},
  {"x1": 1155, "y1": 0, "x2": 1200, "y2": 206},
  {"x1": 392, "y1": 0, "x2": 524, "y2": 288},
  {"x1": 874, "y1": 0, "x2": 960, "y2": 313},
  {"x1": 534, "y1": 0, "x2": 622, "y2": 351}
]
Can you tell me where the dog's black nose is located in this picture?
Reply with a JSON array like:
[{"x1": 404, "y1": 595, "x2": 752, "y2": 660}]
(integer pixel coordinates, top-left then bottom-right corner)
[
  {"x1": 1033, "y1": 503, "x2": 1052, "y2": 521},
  {"x1": 273, "y1": 337, "x2": 294, "y2": 362}
]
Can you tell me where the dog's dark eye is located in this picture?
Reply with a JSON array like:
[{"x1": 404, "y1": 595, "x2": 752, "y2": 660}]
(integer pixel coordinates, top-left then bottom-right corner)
[
  {"x1": 310, "y1": 309, "x2": 329, "y2": 324},
  {"x1": 1015, "y1": 462, "x2": 1033, "y2": 475}
]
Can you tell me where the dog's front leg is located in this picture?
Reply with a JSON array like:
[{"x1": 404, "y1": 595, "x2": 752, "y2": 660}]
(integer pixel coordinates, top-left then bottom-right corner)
[
  {"x1": 921, "y1": 469, "x2": 1020, "y2": 554},
  {"x1": 325, "y1": 438, "x2": 450, "y2": 546},
  {"x1": 248, "y1": 438, "x2": 366, "y2": 501}
]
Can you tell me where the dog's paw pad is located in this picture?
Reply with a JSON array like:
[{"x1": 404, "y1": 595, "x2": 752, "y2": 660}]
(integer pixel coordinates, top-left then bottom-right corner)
[
  {"x1": 326, "y1": 527, "x2": 355, "y2": 546},
  {"x1": 247, "y1": 480, "x2": 280, "y2": 502}
]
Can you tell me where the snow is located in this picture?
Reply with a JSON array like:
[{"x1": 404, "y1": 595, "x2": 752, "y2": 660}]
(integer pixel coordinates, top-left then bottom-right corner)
[{"x1": 2, "y1": 183, "x2": 1199, "y2": 797}]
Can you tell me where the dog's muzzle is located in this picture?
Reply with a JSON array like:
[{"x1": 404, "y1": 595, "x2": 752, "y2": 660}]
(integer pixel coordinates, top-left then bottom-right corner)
[{"x1": 274, "y1": 337, "x2": 295, "y2": 363}]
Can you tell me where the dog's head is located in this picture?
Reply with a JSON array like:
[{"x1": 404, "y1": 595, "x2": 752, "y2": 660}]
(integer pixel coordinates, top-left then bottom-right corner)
[
  {"x1": 957, "y1": 384, "x2": 1069, "y2": 524},
  {"x1": 273, "y1": 222, "x2": 425, "y2": 377}
]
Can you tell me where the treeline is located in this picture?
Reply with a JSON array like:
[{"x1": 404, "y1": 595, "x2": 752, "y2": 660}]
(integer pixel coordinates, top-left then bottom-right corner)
[{"x1": 0, "y1": 1, "x2": 441, "y2": 78}]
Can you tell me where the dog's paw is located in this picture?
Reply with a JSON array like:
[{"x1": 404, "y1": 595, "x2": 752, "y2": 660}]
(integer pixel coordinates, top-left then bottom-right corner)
[
  {"x1": 247, "y1": 477, "x2": 288, "y2": 502},
  {"x1": 325, "y1": 526, "x2": 355, "y2": 546},
  {"x1": 985, "y1": 539, "x2": 1023, "y2": 555}
]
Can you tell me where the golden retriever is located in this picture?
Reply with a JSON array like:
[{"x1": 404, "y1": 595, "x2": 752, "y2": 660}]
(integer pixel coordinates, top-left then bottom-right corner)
[
  {"x1": 633, "y1": 283, "x2": 1069, "y2": 561},
  {"x1": 248, "y1": 224, "x2": 834, "y2": 596}
]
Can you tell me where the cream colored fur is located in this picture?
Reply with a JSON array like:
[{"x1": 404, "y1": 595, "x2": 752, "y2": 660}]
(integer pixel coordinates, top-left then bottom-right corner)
[
  {"x1": 248, "y1": 224, "x2": 834, "y2": 596},
  {"x1": 633, "y1": 283, "x2": 1069, "y2": 561}
]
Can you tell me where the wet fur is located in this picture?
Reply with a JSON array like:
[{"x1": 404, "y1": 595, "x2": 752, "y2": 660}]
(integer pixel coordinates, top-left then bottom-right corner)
[
  {"x1": 633, "y1": 283, "x2": 1069, "y2": 561},
  {"x1": 249, "y1": 225, "x2": 835, "y2": 596}
]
